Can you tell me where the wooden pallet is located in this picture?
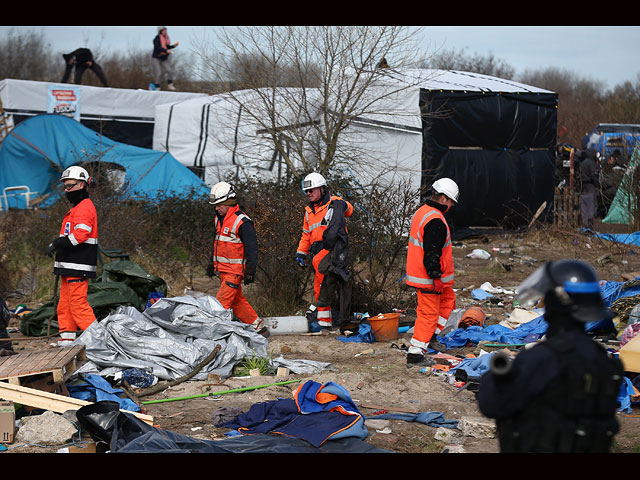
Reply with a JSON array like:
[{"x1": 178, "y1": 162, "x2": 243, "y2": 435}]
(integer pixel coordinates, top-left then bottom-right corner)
[
  {"x1": 621, "y1": 271, "x2": 640, "y2": 281},
  {"x1": 0, "y1": 345, "x2": 86, "y2": 385}
]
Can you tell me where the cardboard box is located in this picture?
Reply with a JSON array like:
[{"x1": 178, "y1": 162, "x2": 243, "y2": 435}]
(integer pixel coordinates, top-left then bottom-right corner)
[
  {"x1": 620, "y1": 333, "x2": 640, "y2": 373},
  {"x1": 0, "y1": 400, "x2": 15, "y2": 444}
]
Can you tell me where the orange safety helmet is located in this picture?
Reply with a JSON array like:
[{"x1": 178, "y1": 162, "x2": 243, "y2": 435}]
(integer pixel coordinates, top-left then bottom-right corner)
[{"x1": 459, "y1": 306, "x2": 486, "y2": 329}]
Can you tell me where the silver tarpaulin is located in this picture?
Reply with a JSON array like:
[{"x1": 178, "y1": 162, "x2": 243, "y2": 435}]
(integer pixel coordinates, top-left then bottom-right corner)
[{"x1": 74, "y1": 295, "x2": 269, "y2": 380}]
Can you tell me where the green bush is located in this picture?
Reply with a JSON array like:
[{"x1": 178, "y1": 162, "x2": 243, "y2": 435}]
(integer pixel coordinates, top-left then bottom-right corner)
[{"x1": 0, "y1": 176, "x2": 418, "y2": 317}]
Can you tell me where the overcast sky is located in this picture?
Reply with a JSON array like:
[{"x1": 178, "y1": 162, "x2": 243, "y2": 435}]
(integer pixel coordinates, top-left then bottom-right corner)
[{"x1": 1, "y1": 26, "x2": 638, "y2": 90}]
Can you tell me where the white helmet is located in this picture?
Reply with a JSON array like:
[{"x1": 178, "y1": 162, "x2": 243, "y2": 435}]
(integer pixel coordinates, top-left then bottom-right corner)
[
  {"x1": 432, "y1": 177, "x2": 459, "y2": 203},
  {"x1": 60, "y1": 166, "x2": 91, "y2": 183},
  {"x1": 302, "y1": 172, "x2": 327, "y2": 191},
  {"x1": 209, "y1": 181, "x2": 236, "y2": 205}
]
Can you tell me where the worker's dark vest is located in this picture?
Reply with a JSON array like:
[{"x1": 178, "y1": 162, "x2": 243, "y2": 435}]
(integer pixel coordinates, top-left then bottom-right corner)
[{"x1": 497, "y1": 336, "x2": 623, "y2": 453}]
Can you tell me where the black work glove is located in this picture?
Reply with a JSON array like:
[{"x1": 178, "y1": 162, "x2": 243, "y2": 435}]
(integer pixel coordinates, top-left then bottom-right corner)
[
  {"x1": 47, "y1": 236, "x2": 73, "y2": 257},
  {"x1": 244, "y1": 273, "x2": 255, "y2": 285},
  {"x1": 206, "y1": 263, "x2": 216, "y2": 278}
]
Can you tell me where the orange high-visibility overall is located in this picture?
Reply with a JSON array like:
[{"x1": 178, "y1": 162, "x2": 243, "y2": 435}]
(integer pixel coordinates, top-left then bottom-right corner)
[
  {"x1": 213, "y1": 204, "x2": 259, "y2": 325},
  {"x1": 54, "y1": 197, "x2": 98, "y2": 332},
  {"x1": 297, "y1": 195, "x2": 353, "y2": 326},
  {"x1": 405, "y1": 203, "x2": 455, "y2": 352}
]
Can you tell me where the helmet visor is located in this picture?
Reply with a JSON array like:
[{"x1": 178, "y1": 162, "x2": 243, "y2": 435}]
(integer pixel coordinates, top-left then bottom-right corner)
[{"x1": 516, "y1": 264, "x2": 553, "y2": 308}]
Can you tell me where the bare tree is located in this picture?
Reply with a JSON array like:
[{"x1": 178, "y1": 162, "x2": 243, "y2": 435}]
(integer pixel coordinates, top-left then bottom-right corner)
[
  {"x1": 0, "y1": 28, "x2": 56, "y2": 81},
  {"x1": 420, "y1": 47, "x2": 516, "y2": 80},
  {"x1": 192, "y1": 26, "x2": 428, "y2": 181},
  {"x1": 519, "y1": 67, "x2": 608, "y2": 147}
]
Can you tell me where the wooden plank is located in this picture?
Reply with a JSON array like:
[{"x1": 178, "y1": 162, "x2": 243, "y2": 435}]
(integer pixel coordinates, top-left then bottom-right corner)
[
  {"x1": 0, "y1": 382, "x2": 154, "y2": 424},
  {"x1": 0, "y1": 346, "x2": 86, "y2": 382}
]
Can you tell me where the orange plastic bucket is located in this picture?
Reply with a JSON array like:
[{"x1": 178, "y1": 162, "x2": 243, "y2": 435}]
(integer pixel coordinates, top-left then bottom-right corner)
[{"x1": 369, "y1": 313, "x2": 400, "y2": 342}]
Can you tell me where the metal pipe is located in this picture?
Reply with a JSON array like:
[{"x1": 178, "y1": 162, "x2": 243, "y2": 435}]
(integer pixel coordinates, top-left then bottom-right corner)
[{"x1": 141, "y1": 379, "x2": 302, "y2": 405}]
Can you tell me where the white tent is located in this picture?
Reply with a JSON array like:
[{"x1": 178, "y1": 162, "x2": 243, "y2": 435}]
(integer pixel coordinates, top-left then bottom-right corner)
[
  {"x1": 0, "y1": 78, "x2": 207, "y2": 147},
  {"x1": 153, "y1": 88, "x2": 321, "y2": 185},
  {"x1": 150, "y1": 69, "x2": 557, "y2": 228}
]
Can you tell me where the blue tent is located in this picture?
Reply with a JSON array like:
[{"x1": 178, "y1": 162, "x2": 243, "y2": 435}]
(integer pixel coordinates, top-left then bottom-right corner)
[{"x1": 0, "y1": 114, "x2": 208, "y2": 209}]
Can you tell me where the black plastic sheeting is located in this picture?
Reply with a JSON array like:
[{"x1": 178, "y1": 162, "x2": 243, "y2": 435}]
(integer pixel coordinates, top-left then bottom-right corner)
[
  {"x1": 419, "y1": 89, "x2": 558, "y2": 229},
  {"x1": 75, "y1": 401, "x2": 392, "y2": 453}
]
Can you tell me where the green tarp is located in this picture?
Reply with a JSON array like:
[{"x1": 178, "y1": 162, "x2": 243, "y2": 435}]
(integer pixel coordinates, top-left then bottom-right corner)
[
  {"x1": 603, "y1": 146, "x2": 639, "y2": 225},
  {"x1": 20, "y1": 260, "x2": 167, "y2": 337}
]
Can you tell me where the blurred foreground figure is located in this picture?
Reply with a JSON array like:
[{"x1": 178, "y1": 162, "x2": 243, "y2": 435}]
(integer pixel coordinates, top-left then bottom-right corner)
[{"x1": 477, "y1": 259, "x2": 623, "y2": 452}]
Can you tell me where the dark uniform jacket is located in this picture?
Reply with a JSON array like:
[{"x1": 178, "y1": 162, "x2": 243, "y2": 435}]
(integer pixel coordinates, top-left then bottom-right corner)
[{"x1": 477, "y1": 323, "x2": 623, "y2": 453}]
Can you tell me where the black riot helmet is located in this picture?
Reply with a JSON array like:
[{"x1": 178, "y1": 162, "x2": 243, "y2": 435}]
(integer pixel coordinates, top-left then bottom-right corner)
[{"x1": 517, "y1": 259, "x2": 612, "y2": 324}]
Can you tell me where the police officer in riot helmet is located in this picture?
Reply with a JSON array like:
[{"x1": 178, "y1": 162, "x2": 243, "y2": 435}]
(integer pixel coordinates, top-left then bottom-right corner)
[{"x1": 477, "y1": 259, "x2": 623, "y2": 453}]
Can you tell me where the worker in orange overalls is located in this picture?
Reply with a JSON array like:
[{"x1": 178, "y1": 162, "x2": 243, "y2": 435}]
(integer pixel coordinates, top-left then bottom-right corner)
[
  {"x1": 46, "y1": 166, "x2": 98, "y2": 347},
  {"x1": 295, "y1": 173, "x2": 353, "y2": 329},
  {"x1": 405, "y1": 178, "x2": 459, "y2": 367},
  {"x1": 206, "y1": 182, "x2": 267, "y2": 337}
]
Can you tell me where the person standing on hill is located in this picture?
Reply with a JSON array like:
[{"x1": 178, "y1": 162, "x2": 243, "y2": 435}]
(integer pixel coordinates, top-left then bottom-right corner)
[
  {"x1": 150, "y1": 26, "x2": 179, "y2": 91},
  {"x1": 61, "y1": 48, "x2": 108, "y2": 87}
]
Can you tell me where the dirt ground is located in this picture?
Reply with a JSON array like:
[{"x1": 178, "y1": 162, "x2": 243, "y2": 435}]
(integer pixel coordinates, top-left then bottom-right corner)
[{"x1": 4, "y1": 222, "x2": 640, "y2": 454}]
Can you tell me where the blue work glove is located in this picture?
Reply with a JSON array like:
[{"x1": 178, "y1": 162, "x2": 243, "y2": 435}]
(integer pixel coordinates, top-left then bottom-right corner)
[{"x1": 295, "y1": 254, "x2": 307, "y2": 268}]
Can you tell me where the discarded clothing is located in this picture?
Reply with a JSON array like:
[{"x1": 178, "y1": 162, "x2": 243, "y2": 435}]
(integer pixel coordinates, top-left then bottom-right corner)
[
  {"x1": 439, "y1": 316, "x2": 548, "y2": 349},
  {"x1": 364, "y1": 411, "x2": 458, "y2": 429},
  {"x1": 621, "y1": 323, "x2": 640, "y2": 347},
  {"x1": 337, "y1": 322, "x2": 376, "y2": 343},
  {"x1": 449, "y1": 353, "x2": 494, "y2": 382},
  {"x1": 121, "y1": 368, "x2": 157, "y2": 388},
  {"x1": 219, "y1": 380, "x2": 368, "y2": 447},
  {"x1": 77, "y1": 400, "x2": 390, "y2": 453},
  {"x1": 68, "y1": 373, "x2": 140, "y2": 412}
]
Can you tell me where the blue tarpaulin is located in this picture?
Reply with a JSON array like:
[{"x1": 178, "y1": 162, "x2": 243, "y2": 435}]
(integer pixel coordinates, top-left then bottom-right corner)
[
  {"x1": 0, "y1": 113, "x2": 209, "y2": 209},
  {"x1": 67, "y1": 373, "x2": 140, "y2": 412},
  {"x1": 439, "y1": 315, "x2": 549, "y2": 349},
  {"x1": 593, "y1": 231, "x2": 640, "y2": 248},
  {"x1": 364, "y1": 411, "x2": 458, "y2": 429}
]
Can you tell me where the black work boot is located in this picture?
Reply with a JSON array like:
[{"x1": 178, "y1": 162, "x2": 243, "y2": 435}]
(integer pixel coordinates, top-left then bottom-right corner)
[{"x1": 406, "y1": 352, "x2": 437, "y2": 368}]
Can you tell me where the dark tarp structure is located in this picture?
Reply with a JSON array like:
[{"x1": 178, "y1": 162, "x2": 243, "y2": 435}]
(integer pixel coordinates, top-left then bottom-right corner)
[
  {"x1": 0, "y1": 113, "x2": 209, "y2": 210},
  {"x1": 419, "y1": 84, "x2": 558, "y2": 229},
  {"x1": 602, "y1": 145, "x2": 639, "y2": 225},
  {"x1": 330, "y1": 69, "x2": 558, "y2": 230}
]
